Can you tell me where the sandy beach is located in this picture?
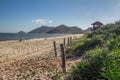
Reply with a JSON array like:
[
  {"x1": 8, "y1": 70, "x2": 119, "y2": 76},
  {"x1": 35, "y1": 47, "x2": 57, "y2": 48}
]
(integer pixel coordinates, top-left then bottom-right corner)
[{"x1": 0, "y1": 34, "x2": 84, "y2": 80}]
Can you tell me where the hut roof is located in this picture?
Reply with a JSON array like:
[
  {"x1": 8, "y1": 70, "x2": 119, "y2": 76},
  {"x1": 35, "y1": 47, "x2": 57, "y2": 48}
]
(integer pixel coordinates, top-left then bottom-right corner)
[{"x1": 91, "y1": 21, "x2": 103, "y2": 25}]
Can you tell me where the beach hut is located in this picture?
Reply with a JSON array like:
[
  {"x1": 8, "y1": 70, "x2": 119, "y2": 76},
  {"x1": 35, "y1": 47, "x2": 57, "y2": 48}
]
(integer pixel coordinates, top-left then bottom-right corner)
[{"x1": 91, "y1": 21, "x2": 103, "y2": 30}]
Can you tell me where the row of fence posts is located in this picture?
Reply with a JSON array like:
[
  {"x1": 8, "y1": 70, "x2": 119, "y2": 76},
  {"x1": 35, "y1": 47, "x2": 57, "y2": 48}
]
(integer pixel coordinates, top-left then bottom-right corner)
[{"x1": 53, "y1": 36, "x2": 76, "y2": 73}]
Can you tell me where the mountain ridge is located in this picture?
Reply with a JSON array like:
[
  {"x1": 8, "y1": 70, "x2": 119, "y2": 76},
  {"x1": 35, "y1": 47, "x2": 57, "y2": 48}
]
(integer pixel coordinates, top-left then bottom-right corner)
[
  {"x1": 28, "y1": 25, "x2": 91, "y2": 34},
  {"x1": 28, "y1": 26, "x2": 54, "y2": 33}
]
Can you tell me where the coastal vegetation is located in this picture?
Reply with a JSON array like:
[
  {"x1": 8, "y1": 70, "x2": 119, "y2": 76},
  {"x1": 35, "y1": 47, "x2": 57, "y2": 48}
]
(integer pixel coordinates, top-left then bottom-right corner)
[{"x1": 65, "y1": 20, "x2": 120, "y2": 80}]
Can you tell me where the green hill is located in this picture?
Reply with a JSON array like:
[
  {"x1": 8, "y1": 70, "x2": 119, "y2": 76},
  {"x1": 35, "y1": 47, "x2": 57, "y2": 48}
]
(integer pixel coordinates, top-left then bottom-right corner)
[
  {"x1": 47, "y1": 24, "x2": 84, "y2": 34},
  {"x1": 28, "y1": 26, "x2": 54, "y2": 33}
]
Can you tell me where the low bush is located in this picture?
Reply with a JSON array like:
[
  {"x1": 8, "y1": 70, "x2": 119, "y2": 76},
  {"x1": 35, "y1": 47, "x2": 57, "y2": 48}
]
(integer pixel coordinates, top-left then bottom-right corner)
[
  {"x1": 73, "y1": 38, "x2": 105, "y2": 56},
  {"x1": 70, "y1": 20, "x2": 120, "y2": 80},
  {"x1": 71, "y1": 48, "x2": 120, "y2": 80},
  {"x1": 115, "y1": 27, "x2": 120, "y2": 34}
]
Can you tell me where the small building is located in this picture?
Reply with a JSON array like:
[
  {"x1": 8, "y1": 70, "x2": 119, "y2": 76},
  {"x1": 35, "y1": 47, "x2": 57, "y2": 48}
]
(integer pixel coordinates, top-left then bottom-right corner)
[{"x1": 91, "y1": 21, "x2": 103, "y2": 30}]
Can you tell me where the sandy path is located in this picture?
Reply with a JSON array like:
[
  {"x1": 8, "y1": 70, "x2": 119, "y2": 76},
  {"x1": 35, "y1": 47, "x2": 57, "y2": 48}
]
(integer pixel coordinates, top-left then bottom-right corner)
[{"x1": 0, "y1": 34, "x2": 84, "y2": 80}]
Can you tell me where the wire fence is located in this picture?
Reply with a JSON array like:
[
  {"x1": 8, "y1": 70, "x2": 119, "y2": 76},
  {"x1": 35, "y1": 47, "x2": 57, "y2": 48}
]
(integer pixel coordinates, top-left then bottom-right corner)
[{"x1": 0, "y1": 34, "x2": 83, "y2": 64}]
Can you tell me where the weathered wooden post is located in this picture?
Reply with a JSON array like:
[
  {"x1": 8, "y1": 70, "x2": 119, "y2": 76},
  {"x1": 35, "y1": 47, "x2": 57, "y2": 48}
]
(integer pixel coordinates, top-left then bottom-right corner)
[
  {"x1": 73, "y1": 36, "x2": 75, "y2": 40},
  {"x1": 71, "y1": 36, "x2": 73, "y2": 41},
  {"x1": 53, "y1": 41, "x2": 57, "y2": 57},
  {"x1": 67, "y1": 37, "x2": 70, "y2": 45},
  {"x1": 63, "y1": 38, "x2": 65, "y2": 46},
  {"x1": 70, "y1": 36, "x2": 72, "y2": 43},
  {"x1": 75, "y1": 36, "x2": 77, "y2": 39},
  {"x1": 60, "y1": 44, "x2": 66, "y2": 73},
  {"x1": 76, "y1": 36, "x2": 78, "y2": 39}
]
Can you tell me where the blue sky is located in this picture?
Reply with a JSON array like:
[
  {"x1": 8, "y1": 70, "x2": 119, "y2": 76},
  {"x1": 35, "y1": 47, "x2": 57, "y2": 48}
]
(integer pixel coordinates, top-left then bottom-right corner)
[{"x1": 0, "y1": 0, "x2": 120, "y2": 33}]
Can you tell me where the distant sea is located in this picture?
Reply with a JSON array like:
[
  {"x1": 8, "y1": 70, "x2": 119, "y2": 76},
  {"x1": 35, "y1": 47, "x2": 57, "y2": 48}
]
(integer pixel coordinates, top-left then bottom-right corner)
[{"x1": 0, "y1": 33, "x2": 70, "y2": 41}]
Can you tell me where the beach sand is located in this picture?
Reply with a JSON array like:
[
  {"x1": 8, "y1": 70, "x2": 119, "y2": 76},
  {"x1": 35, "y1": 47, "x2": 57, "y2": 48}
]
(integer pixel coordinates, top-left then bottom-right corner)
[{"x1": 0, "y1": 34, "x2": 84, "y2": 80}]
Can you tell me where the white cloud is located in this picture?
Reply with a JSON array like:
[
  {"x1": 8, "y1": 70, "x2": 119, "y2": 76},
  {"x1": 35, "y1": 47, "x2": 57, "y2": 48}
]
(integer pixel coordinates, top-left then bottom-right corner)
[{"x1": 32, "y1": 19, "x2": 52, "y2": 24}]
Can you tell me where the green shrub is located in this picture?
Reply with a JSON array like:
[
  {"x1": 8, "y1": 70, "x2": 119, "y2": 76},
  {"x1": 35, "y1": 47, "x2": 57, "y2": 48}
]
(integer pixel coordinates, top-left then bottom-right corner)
[
  {"x1": 69, "y1": 20, "x2": 120, "y2": 80},
  {"x1": 71, "y1": 48, "x2": 120, "y2": 80},
  {"x1": 74, "y1": 38, "x2": 105, "y2": 56},
  {"x1": 106, "y1": 35, "x2": 120, "y2": 50},
  {"x1": 115, "y1": 27, "x2": 120, "y2": 34},
  {"x1": 87, "y1": 33, "x2": 93, "y2": 38}
]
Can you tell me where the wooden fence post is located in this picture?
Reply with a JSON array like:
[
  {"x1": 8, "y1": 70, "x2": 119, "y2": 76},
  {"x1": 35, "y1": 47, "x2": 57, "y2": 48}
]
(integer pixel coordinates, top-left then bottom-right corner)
[
  {"x1": 67, "y1": 37, "x2": 69, "y2": 45},
  {"x1": 74, "y1": 36, "x2": 76, "y2": 40},
  {"x1": 70, "y1": 36, "x2": 72, "y2": 43},
  {"x1": 60, "y1": 44, "x2": 66, "y2": 73},
  {"x1": 63, "y1": 38, "x2": 65, "y2": 46},
  {"x1": 76, "y1": 36, "x2": 77, "y2": 39},
  {"x1": 53, "y1": 41, "x2": 57, "y2": 57},
  {"x1": 75, "y1": 36, "x2": 77, "y2": 39}
]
